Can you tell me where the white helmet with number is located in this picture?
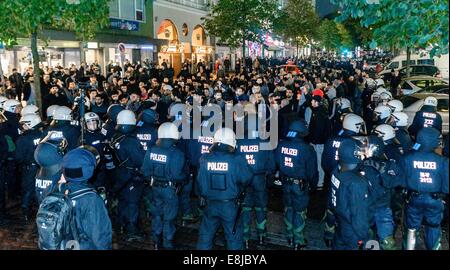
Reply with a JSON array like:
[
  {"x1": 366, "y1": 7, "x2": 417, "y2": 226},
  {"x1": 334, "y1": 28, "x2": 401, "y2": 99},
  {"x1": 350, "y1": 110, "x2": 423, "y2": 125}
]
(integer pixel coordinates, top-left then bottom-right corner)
[
  {"x1": 2, "y1": 99, "x2": 21, "y2": 113},
  {"x1": 374, "y1": 105, "x2": 392, "y2": 121},
  {"x1": 373, "y1": 124, "x2": 396, "y2": 142},
  {"x1": 337, "y1": 97, "x2": 351, "y2": 110},
  {"x1": 46, "y1": 105, "x2": 60, "y2": 119},
  {"x1": 21, "y1": 105, "x2": 39, "y2": 116},
  {"x1": 19, "y1": 114, "x2": 42, "y2": 129},
  {"x1": 343, "y1": 113, "x2": 367, "y2": 135},
  {"x1": 85, "y1": 112, "x2": 100, "y2": 131},
  {"x1": 53, "y1": 106, "x2": 72, "y2": 121},
  {"x1": 158, "y1": 122, "x2": 180, "y2": 140},
  {"x1": 387, "y1": 100, "x2": 403, "y2": 112},
  {"x1": 424, "y1": 96, "x2": 438, "y2": 107},
  {"x1": 375, "y1": 78, "x2": 385, "y2": 88},
  {"x1": 214, "y1": 127, "x2": 237, "y2": 148},
  {"x1": 391, "y1": 112, "x2": 408, "y2": 127},
  {"x1": 116, "y1": 110, "x2": 136, "y2": 125}
]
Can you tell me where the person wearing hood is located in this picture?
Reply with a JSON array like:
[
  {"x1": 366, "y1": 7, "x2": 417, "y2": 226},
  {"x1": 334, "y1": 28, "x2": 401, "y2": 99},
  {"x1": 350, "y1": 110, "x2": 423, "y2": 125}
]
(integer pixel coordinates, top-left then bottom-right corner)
[
  {"x1": 59, "y1": 148, "x2": 112, "y2": 250},
  {"x1": 141, "y1": 122, "x2": 187, "y2": 249},
  {"x1": 111, "y1": 110, "x2": 146, "y2": 241},
  {"x1": 45, "y1": 106, "x2": 80, "y2": 151},
  {"x1": 400, "y1": 127, "x2": 448, "y2": 250},
  {"x1": 275, "y1": 120, "x2": 318, "y2": 250},
  {"x1": 408, "y1": 96, "x2": 443, "y2": 138}
]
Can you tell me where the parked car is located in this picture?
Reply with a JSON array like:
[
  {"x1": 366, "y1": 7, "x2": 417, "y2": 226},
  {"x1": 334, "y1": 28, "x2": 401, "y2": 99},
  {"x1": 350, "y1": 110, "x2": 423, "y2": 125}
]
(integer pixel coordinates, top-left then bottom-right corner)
[
  {"x1": 401, "y1": 93, "x2": 449, "y2": 134},
  {"x1": 380, "y1": 65, "x2": 441, "y2": 80},
  {"x1": 416, "y1": 84, "x2": 449, "y2": 95},
  {"x1": 397, "y1": 76, "x2": 448, "y2": 95}
]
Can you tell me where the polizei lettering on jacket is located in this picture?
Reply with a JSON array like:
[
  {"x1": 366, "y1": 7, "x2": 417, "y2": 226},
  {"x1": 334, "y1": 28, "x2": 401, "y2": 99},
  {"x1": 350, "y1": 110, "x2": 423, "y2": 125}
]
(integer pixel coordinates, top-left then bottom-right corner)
[
  {"x1": 198, "y1": 136, "x2": 214, "y2": 144},
  {"x1": 240, "y1": 145, "x2": 259, "y2": 152},
  {"x1": 413, "y1": 161, "x2": 437, "y2": 170},
  {"x1": 281, "y1": 147, "x2": 298, "y2": 156},
  {"x1": 150, "y1": 153, "x2": 167, "y2": 163},
  {"x1": 207, "y1": 162, "x2": 229, "y2": 171},
  {"x1": 35, "y1": 179, "x2": 53, "y2": 189}
]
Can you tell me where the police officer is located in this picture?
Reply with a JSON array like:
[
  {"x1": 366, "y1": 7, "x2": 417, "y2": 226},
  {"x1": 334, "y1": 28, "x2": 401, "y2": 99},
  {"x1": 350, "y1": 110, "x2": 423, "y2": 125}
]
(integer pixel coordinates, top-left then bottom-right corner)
[
  {"x1": 14, "y1": 113, "x2": 44, "y2": 220},
  {"x1": 330, "y1": 97, "x2": 352, "y2": 136},
  {"x1": 196, "y1": 128, "x2": 253, "y2": 250},
  {"x1": 373, "y1": 105, "x2": 392, "y2": 126},
  {"x1": 275, "y1": 120, "x2": 318, "y2": 250},
  {"x1": 45, "y1": 106, "x2": 80, "y2": 151},
  {"x1": 400, "y1": 128, "x2": 449, "y2": 250},
  {"x1": 135, "y1": 108, "x2": 159, "y2": 151},
  {"x1": 332, "y1": 139, "x2": 370, "y2": 250},
  {"x1": 141, "y1": 122, "x2": 187, "y2": 249},
  {"x1": 389, "y1": 112, "x2": 413, "y2": 153},
  {"x1": 236, "y1": 112, "x2": 276, "y2": 248},
  {"x1": 101, "y1": 104, "x2": 124, "y2": 141},
  {"x1": 408, "y1": 96, "x2": 442, "y2": 138},
  {"x1": 0, "y1": 126, "x2": 8, "y2": 225},
  {"x1": 34, "y1": 132, "x2": 68, "y2": 204},
  {"x1": 60, "y1": 148, "x2": 112, "y2": 250},
  {"x1": 362, "y1": 135, "x2": 404, "y2": 250},
  {"x1": 45, "y1": 105, "x2": 60, "y2": 127},
  {"x1": 111, "y1": 110, "x2": 146, "y2": 241},
  {"x1": 20, "y1": 105, "x2": 39, "y2": 117}
]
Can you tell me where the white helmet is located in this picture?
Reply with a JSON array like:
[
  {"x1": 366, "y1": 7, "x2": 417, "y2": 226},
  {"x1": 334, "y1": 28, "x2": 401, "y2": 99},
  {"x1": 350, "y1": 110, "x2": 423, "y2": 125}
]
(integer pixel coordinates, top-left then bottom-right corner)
[
  {"x1": 116, "y1": 110, "x2": 136, "y2": 126},
  {"x1": 374, "y1": 105, "x2": 392, "y2": 121},
  {"x1": 21, "y1": 105, "x2": 39, "y2": 116},
  {"x1": 343, "y1": 113, "x2": 367, "y2": 135},
  {"x1": 337, "y1": 98, "x2": 351, "y2": 110},
  {"x1": 375, "y1": 78, "x2": 385, "y2": 88},
  {"x1": 2, "y1": 99, "x2": 21, "y2": 114},
  {"x1": 366, "y1": 78, "x2": 377, "y2": 90},
  {"x1": 19, "y1": 114, "x2": 42, "y2": 129},
  {"x1": 424, "y1": 96, "x2": 438, "y2": 107},
  {"x1": 46, "y1": 105, "x2": 60, "y2": 119},
  {"x1": 387, "y1": 100, "x2": 403, "y2": 112},
  {"x1": 158, "y1": 122, "x2": 180, "y2": 140},
  {"x1": 213, "y1": 127, "x2": 236, "y2": 148},
  {"x1": 53, "y1": 106, "x2": 72, "y2": 121},
  {"x1": 85, "y1": 112, "x2": 100, "y2": 131},
  {"x1": 373, "y1": 124, "x2": 396, "y2": 142},
  {"x1": 379, "y1": 91, "x2": 393, "y2": 103},
  {"x1": 0, "y1": 96, "x2": 8, "y2": 108},
  {"x1": 391, "y1": 112, "x2": 408, "y2": 127}
]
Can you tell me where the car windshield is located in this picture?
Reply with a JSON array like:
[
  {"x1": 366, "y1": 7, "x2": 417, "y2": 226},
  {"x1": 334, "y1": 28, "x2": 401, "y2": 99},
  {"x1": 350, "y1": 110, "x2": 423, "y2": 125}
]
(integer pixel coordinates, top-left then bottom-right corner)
[{"x1": 400, "y1": 95, "x2": 420, "y2": 108}]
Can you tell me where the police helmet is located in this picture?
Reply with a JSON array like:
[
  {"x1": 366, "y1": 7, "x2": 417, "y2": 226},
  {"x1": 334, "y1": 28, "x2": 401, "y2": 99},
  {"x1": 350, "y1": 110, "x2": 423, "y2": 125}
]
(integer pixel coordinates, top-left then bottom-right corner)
[
  {"x1": 158, "y1": 122, "x2": 180, "y2": 140},
  {"x1": 379, "y1": 91, "x2": 393, "y2": 104},
  {"x1": 287, "y1": 119, "x2": 309, "y2": 138},
  {"x1": 373, "y1": 124, "x2": 396, "y2": 143},
  {"x1": 2, "y1": 99, "x2": 21, "y2": 114},
  {"x1": 375, "y1": 78, "x2": 385, "y2": 88},
  {"x1": 338, "y1": 139, "x2": 364, "y2": 165},
  {"x1": 390, "y1": 112, "x2": 408, "y2": 127},
  {"x1": 39, "y1": 131, "x2": 69, "y2": 156},
  {"x1": 19, "y1": 114, "x2": 42, "y2": 130},
  {"x1": 85, "y1": 112, "x2": 100, "y2": 131},
  {"x1": 52, "y1": 106, "x2": 72, "y2": 121},
  {"x1": 387, "y1": 100, "x2": 403, "y2": 112},
  {"x1": 34, "y1": 142, "x2": 64, "y2": 175},
  {"x1": 366, "y1": 78, "x2": 377, "y2": 90},
  {"x1": 46, "y1": 105, "x2": 60, "y2": 119},
  {"x1": 21, "y1": 105, "x2": 39, "y2": 116},
  {"x1": 373, "y1": 105, "x2": 392, "y2": 122},
  {"x1": 337, "y1": 98, "x2": 351, "y2": 110},
  {"x1": 116, "y1": 110, "x2": 136, "y2": 134},
  {"x1": 107, "y1": 104, "x2": 124, "y2": 122},
  {"x1": 213, "y1": 127, "x2": 236, "y2": 148},
  {"x1": 140, "y1": 109, "x2": 159, "y2": 125},
  {"x1": 343, "y1": 113, "x2": 367, "y2": 135},
  {"x1": 62, "y1": 148, "x2": 97, "y2": 183},
  {"x1": 423, "y1": 96, "x2": 438, "y2": 107}
]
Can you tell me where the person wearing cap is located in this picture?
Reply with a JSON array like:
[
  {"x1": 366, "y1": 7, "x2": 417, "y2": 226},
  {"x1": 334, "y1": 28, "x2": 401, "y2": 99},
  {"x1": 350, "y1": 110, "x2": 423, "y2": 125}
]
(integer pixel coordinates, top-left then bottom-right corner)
[
  {"x1": 332, "y1": 139, "x2": 370, "y2": 250},
  {"x1": 60, "y1": 148, "x2": 112, "y2": 250},
  {"x1": 399, "y1": 128, "x2": 448, "y2": 250},
  {"x1": 141, "y1": 122, "x2": 187, "y2": 249},
  {"x1": 196, "y1": 128, "x2": 253, "y2": 250},
  {"x1": 275, "y1": 120, "x2": 318, "y2": 250},
  {"x1": 304, "y1": 94, "x2": 332, "y2": 191},
  {"x1": 408, "y1": 96, "x2": 443, "y2": 138}
]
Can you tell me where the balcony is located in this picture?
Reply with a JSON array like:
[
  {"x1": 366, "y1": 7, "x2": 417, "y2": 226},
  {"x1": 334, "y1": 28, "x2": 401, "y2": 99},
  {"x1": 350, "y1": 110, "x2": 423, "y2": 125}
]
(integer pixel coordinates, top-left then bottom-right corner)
[{"x1": 159, "y1": 0, "x2": 210, "y2": 11}]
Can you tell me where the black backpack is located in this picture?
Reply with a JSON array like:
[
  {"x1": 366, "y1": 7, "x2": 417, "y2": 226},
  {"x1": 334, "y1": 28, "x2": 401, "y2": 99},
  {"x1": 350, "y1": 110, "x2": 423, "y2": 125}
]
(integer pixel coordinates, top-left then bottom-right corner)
[{"x1": 36, "y1": 184, "x2": 95, "y2": 250}]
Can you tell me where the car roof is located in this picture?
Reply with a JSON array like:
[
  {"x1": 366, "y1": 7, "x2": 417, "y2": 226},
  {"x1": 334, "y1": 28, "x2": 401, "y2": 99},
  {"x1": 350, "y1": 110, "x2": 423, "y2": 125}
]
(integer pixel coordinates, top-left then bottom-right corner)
[
  {"x1": 411, "y1": 92, "x2": 449, "y2": 99},
  {"x1": 401, "y1": 64, "x2": 437, "y2": 68},
  {"x1": 402, "y1": 75, "x2": 445, "y2": 80}
]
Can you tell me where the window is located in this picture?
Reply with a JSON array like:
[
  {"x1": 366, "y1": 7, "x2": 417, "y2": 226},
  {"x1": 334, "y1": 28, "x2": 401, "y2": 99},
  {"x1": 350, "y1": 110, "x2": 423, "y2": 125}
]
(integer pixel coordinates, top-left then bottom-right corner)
[
  {"x1": 402, "y1": 60, "x2": 416, "y2": 67},
  {"x1": 388, "y1": 61, "x2": 399, "y2": 69},
  {"x1": 437, "y1": 99, "x2": 449, "y2": 112},
  {"x1": 418, "y1": 59, "x2": 435, "y2": 65},
  {"x1": 109, "y1": 0, "x2": 145, "y2": 22}
]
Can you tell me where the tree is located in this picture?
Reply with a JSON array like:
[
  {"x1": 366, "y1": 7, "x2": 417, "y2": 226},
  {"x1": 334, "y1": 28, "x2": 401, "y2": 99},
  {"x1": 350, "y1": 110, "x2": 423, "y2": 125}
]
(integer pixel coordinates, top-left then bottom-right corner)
[
  {"x1": 0, "y1": 0, "x2": 110, "y2": 111},
  {"x1": 331, "y1": 0, "x2": 449, "y2": 76},
  {"x1": 317, "y1": 19, "x2": 354, "y2": 54},
  {"x1": 273, "y1": 0, "x2": 321, "y2": 57},
  {"x1": 203, "y1": 0, "x2": 277, "y2": 58}
]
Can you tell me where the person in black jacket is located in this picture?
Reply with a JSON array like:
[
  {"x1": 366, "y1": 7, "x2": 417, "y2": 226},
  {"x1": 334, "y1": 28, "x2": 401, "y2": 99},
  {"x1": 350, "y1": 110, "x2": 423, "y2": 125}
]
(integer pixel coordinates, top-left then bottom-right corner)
[
  {"x1": 305, "y1": 95, "x2": 332, "y2": 190},
  {"x1": 42, "y1": 84, "x2": 70, "y2": 119}
]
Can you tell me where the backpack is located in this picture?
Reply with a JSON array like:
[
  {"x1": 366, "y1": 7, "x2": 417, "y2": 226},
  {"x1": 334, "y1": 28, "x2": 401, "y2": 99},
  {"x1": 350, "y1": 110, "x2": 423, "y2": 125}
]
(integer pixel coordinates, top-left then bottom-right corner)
[{"x1": 36, "y1": 184, "x2": 96, "y2": 250}]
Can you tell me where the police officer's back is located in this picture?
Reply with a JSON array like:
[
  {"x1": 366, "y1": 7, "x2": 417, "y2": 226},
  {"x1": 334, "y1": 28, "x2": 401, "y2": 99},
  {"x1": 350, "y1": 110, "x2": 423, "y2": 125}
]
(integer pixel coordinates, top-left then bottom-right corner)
[
  {"x1": 408, "y1": 96, "x2": 443, "y2": 138},
  {"x1": 134, "y1": 108, "x2": 159, "y2": 151}
]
